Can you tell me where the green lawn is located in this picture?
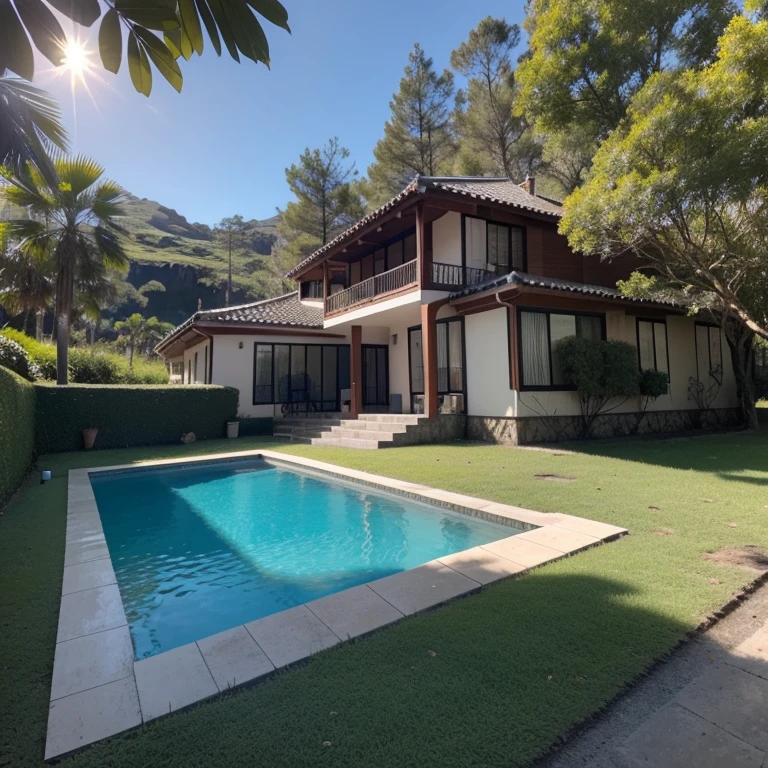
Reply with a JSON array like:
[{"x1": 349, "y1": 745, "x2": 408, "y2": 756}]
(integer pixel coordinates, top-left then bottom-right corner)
[{"x1": 2, "y1": 430, "x2": 768, "y2": 767}]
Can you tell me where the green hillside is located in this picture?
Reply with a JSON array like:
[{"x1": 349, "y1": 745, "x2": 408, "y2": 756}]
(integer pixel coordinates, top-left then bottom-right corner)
[{"x1": 120, "y1": 196, "x2": 284, "y2": 296}]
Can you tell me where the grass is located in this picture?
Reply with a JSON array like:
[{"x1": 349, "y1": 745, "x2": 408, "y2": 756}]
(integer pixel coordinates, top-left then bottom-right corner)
[{"x1": 2, "y1": 430, "x2": 768, "y2": 767}]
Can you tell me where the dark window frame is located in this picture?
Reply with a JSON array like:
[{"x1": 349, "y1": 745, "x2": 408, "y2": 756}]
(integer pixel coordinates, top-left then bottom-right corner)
[
  {"x1": 517, "y1": 307, "x2": 606, "y2": 392},
  {"x1": 194, "y1": 351, "x2": 199, "y2": 383},
  {"x1": 300, "y1": 280, "x2": 323, "y2": 299},
  {"x1": 362, "y1": 344, "x2": 390, "y2": 407},
  {"x1": 694, "y1": 321, "x2": 724, "y2": 384},
  {"x1": 252, "y1": 342, "x2": 350, "y2": 406},
  {"x1": 635, "y1": 317, "x2": 670, "y2": 377},
  {"x1": 461, "y1": 214, "x2": 527, "y2": 274},
  {"x1": 407, "y1": 317, "x2": 467, "y2": 412},
  {"x1": 203, "y1": 345, "x2": 208, "y2": 384}
]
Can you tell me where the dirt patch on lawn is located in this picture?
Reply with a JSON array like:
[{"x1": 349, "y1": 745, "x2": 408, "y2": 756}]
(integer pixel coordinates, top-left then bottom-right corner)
[
  {"x1": 534, "y1": 474, "x2": 576, "y2": 483},
  {"x1": 702, "y1": 545, "x2": 768, "y2": 572}
]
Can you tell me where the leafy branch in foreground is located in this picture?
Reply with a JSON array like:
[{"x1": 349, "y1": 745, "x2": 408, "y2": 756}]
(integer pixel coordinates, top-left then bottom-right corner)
[{"x1": 0, "y1": 0, "x2": 290, "y2": 97}]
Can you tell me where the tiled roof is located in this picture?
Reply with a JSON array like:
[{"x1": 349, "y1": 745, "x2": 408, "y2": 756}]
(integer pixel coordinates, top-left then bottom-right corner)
[
  {"x1": 155, "y1": 292, "x2": 323, "y2": 353},
  {"x1": 196, "y1": 292, "x2": 323, "y2": 327},
  {"x1": 286, "y1": 175, "x2": 562, "y2": 278},
  {"x1": 449, "y1": 271, "x2": 682, "y2": 307},
  {"x1": 422, "y1": 177, "x2": 564, "y2": 218}
]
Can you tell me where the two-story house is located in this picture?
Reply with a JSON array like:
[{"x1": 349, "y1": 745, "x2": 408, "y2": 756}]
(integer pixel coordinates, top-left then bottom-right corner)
[{"x1": 156, "y1": 176, "x2": 741, "y2": 446}]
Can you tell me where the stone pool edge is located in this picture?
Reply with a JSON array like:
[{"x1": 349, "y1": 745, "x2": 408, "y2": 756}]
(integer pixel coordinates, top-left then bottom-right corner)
[{"x1": 46, "y1": 449, "x2": 628, "y2": 761}]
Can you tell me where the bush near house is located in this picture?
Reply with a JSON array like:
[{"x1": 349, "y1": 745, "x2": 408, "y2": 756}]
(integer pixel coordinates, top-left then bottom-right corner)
[
  {"x1": 0, "y1": 336, "x2": 40, "y2": 381},
  {"x1": 0, "y1": 366, "x2": 36, "y2": 504},
  {"x1": 34, "y1": 384, "x2": 238, "y2": 453},
  {"x1": 1, "y1": 329, "x2": 169, "y2": 384}
]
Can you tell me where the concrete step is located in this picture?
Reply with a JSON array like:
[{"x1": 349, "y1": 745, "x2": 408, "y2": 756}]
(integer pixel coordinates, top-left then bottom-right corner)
[
  {"x1": 274, "y1": 429, "x2": 324, "y2": 440},
  {"x1": 273, "y1": 434, "x2": 313, "y2": 444},
  {"x1": 281, "y1": 411, "x2": 343, "y2": 420},
  {"x1": 311, "y1": 436, "x2": 381, "y2": 450},
  {"x1": 279, "y1": 418, "x2": 344, "y2": 429},
  {"x1": 329, "y1": 427, "x2": 398, "y2": 442},
  {"x1": 358, "y1": 414, "x2": 427, "y2": 425},
  {"x1": 337, "y1": 419, "x2": 408, "y2": 433}
]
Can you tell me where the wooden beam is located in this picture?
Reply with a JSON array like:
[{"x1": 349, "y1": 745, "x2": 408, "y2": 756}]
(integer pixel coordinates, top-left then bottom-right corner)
[
  {"x1": 350, "y1": 325, "x2": 363, "y2": 418},
  {"x1": 416, "y1": 202, "x2": 427, "y2": 289}
]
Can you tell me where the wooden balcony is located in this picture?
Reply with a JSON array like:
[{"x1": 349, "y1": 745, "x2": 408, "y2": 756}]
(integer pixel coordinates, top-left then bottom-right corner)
[
  {"x1": 326, "y1": 259, "x2": 418, "y2": 315},
  {"x1": 430, "y1": 261, "x2": 494, "y2": 289}
]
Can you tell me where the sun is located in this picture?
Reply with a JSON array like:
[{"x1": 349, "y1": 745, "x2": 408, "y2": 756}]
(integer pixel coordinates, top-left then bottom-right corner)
[{"x1": 61, "y1": 39, "x2": 92, "y2": 78}]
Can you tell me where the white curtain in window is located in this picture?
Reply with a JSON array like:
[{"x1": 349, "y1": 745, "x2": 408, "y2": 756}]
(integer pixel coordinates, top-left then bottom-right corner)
[
  {"x1": 653, "y1": 322, "x2": 668, "y2": 373},
  {"x1": 448, "y1": 321, "x2": 463, "y2": 391},
  {"x1": 638, "y1": 321, "x2": 655, "y2": 370},
  {"x1": 437, "y1": 323, "x2": 448, "y2": 392},
  {"x1": 465, "y1": 216, "x2": 486, "y2": 271},
  {"x1": 550, "y1": 314, "x2": 576, "y2": 385},
  {"x1": 521, "y1": 311, "x2": 551, "y2": 386}
]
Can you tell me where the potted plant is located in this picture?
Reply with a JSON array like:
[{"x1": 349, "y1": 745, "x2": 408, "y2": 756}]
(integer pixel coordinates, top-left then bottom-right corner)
[{"x1": 82, "y1": 427, "x2": 98, "y2": 450}]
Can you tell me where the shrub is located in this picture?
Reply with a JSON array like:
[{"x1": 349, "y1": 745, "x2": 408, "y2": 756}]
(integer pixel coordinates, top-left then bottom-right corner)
[
  {"x1": 68, "y1": 348, "x2": 122, "y2": 384},
  {"x1": 557, "y1": 337, "x2": 640, "y2": 436},
  {"x1": 639, "y1": 369, "x2": 669, "y2": 399},
  {"x1": 0, "y1": 367, "x2": 36, "y2": 505},
  {"x1": 0, "y1": 335, "x2": 40, "y2": 381},
  {"x1": 35, "y1": 384, "x2": 238, "y2": 453}
]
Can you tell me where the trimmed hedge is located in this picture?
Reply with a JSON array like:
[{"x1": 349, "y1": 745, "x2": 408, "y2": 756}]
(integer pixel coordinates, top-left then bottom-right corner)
[
  {"x1": 0, "y1": 367, "x2": 36, "y2": 504},
  {"x1": 35, "y1": 384, "x2": 239, "y2": 454}
]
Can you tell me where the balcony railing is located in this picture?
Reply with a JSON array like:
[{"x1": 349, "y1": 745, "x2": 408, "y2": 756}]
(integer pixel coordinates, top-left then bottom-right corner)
[
  {"x1": 431, "y1": 261, "x2": 494, "y2": 288},
  {"x1": 326, "y1": 259, "x2": 418, "y2": 314}
]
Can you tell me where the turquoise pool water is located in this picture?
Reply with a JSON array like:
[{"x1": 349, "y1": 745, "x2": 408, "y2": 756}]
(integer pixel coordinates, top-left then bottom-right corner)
[{"x1": 91, "y1": 460, "x2": 517, "y2": 659}]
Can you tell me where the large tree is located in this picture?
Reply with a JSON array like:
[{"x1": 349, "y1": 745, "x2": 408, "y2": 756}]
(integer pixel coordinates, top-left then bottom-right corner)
[
  {"x1": 278, "y1": 137, "x2": 364, "y2": 268},
  {"x1": 0, "y1": 156, "x2": 128, "y2": 384},
  {"x1": 450, "y1": 17, "x2": 541, "y2": 180},
  {"x1": 366, "y1": 44, "x2": 455, "y2": 206},
  {"x1": 516, "y1": 0, "x2": 737, "y2": 188},
  {"x1": 561, "y1": 14, "x2": 768, "y2": 428},
  {"x1": 215, "y1": 214, "x2": 248, "y2": 306},
  {"x1": 1, "y1": 0, "x2": 290, "y2": 96}
]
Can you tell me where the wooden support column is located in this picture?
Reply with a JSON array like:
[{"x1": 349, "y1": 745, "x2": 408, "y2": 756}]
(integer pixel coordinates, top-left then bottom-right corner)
[
  {"x1": 322, "y1": 261, "x2": 329, "y2": 313},
  {"x1": 420, "y1": 302, "x2": 439, "y2": 418},
  {"x1": 350, "y1": 325, "x2": 363, "y2": 418},
  {"x1": 416, "y1": 202, "x2": 427, "y2": 288}
]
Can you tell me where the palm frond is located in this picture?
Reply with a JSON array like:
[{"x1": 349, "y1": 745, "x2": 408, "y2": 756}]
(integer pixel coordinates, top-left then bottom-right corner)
[
  {"x1": 91, "y1": 226, "x2": 128, "y2": 271},
  {"x1": 55, "y1": 154, "x2": 105, "y2": 197},
  {"x1": 0, "y1": 77, "x2": 68, "y2": 182}
]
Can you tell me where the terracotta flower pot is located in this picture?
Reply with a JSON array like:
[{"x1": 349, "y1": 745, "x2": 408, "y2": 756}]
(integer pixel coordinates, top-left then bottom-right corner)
[{"x1": 82, "y1": 427, "x2": 98, "y2": 450}]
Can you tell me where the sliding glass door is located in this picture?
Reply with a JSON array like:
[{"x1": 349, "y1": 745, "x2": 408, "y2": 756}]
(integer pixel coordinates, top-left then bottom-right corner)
[{"x1": 362, "y1": 345, "x2": 389, "y2": 409}]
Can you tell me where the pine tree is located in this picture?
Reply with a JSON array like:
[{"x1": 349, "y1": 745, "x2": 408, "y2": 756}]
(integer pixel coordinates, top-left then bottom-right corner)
[
  {"x1": 278, "y1": 138, "x2": 364, "y2": 270},
  {"x1": 451, "y1": 17, "x2": 541, "y2": 181},
  {"x1": 366, "y1": 44, "x2": 455, "y2": 207}
]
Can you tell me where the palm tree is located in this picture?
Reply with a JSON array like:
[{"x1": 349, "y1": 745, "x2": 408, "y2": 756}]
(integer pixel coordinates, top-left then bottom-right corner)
[
  {"x1": 114, "y1": 313, "x2": 173, "y2": 366},
  {"x1": 0, "y1": 156, "x2": 128, "y2": 383},
  {"x1": 0, "y1": 77, "x2": 68, "y2": 180}
]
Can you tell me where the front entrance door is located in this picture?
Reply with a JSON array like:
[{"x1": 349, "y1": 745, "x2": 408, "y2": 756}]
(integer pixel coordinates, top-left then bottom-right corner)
[{"x1": 362, "y1": 345, "x2": 389, "y2": 409}]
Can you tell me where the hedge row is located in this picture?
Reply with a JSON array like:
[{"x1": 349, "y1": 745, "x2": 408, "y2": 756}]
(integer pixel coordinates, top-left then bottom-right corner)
[
  {"x1": 35, "y1": 384, "x2": 239, "y2": 454},
  {"x1": 0, "y1": 367, "x2": 36, "y2": 505}
]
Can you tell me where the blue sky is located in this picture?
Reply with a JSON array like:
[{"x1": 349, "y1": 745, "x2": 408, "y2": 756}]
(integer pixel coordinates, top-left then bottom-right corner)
[{"x1": 39, "y1": 0, "x2": 527, "y2": 226}]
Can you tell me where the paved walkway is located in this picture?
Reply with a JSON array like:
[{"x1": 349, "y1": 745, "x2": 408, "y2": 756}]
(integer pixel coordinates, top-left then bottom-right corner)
[{"x1": 540, "y1": 584, "x2": 768, "y2": 768}]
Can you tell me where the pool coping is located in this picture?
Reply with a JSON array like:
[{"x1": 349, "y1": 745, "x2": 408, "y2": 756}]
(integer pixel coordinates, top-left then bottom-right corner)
[{"x1": 46, "y1": 449, "x2": 628, "y2": 760}]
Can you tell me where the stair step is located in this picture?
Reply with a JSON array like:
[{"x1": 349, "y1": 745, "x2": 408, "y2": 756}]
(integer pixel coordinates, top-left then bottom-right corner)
[
  {"x1": 337, "y1": 419, "x2": 408, "y2": 433},
  {"x1": 273, "y1": 434, "x2": 313, "y2": 444},
  {"x1": 274, "y1": 429, "x2": 324, "y2": 439},
  {"x1": 330, "y1": 427, "x2": 397, "y2": 441},
  {"x1": 311, "y1": 436, "x2": 381, "y2": 450},
  {"x1": 279, "y1": 418, "x2": 343, "y2": 429},
  {"x1": 358, "y1": 414, "x2": 427, "y2": 425}
]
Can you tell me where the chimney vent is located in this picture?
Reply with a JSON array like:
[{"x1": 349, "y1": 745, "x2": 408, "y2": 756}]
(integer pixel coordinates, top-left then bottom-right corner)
[{"x1": 525, "y1": 175, "x2": 536, "y2": 196}]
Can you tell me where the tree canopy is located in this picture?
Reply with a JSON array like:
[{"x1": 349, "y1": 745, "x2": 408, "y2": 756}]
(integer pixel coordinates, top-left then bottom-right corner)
[
  {"x1": 561, "y1": 14, "x2": 768, "y2": 425},
  {"x1": 450, "y1": 17, "x2": 541, "y2": 180},
  {"x1": 0, "y1": 0, "x2": 290, "y2": 96},
  {"x1": 516, "y1": 0, "x2": 737, "y2": 187},
  {"x1": 278, "y1": 137, "x2": 364, "y2": 268},
  {"x1": 366, "y1": 44, "x2": 455, "y2": 206}
]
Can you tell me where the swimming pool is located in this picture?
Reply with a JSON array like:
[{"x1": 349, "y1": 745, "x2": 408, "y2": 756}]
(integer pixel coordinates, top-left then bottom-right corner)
[{"x1": 91, "y1": 459, "x2": 519, "y2": 659}]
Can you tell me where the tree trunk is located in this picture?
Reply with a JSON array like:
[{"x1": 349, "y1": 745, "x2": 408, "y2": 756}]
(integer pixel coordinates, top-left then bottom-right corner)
[
  {"x1": 54, "y1": 250, "x2": 73, "y2": 386},
  {"x1": 35, "y1": 309, "x2": 44, "y2": 342},
  {"x1": 724, "y1": 318, "x2": 758, "y2": 430}
]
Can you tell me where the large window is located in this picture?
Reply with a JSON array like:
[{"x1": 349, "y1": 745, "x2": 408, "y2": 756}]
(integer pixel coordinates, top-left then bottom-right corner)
[
  {"x1": 464, "y1": 216, "x2": 525, "y2": 275},
  {"x1": 300, "y1": 280, "x2": 323, "y2": 299},
  {"x1": 253, "y1": 343, "x2": 350, "y2": 408},
  {"x1": 408, "y1": 318, "x2": 466, "y2": 412},
  {"x1": 695, "y1": 322, "x2": 723, "y2": 384},
  {"x1": 636, "y1": 319, "x2": 669, "y2": 374},
  {"x1": 518, "y1": 309, "x2": 604, "y2": 389}
]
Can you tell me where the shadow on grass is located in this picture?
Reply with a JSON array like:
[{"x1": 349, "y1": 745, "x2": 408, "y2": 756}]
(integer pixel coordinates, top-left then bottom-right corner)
[{"x1": 559, "y1": 424, "x2": 768, "y2": 485}]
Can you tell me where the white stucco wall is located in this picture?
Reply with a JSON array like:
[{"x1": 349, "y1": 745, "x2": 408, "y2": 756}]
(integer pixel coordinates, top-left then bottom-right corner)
[
  {"x1": 465, "y1": 308, "x2": 516, "y2": 417},
  {"x1": 432, "y1": 211, "x2": 462, "y2": 267}
]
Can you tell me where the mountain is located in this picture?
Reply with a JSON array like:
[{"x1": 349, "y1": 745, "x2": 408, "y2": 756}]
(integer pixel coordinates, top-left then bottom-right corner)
[{"x1": 113, "y1": 197, "x2": 288, "y2": 326}]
